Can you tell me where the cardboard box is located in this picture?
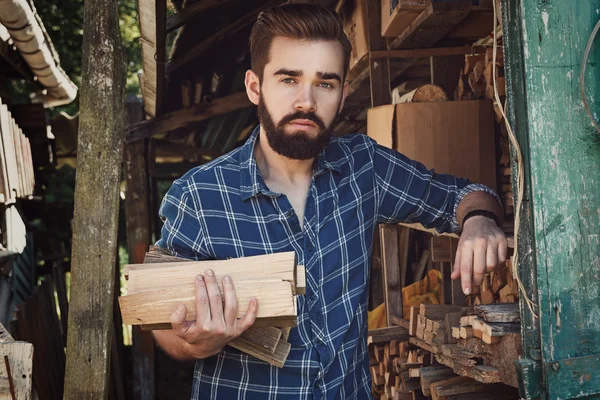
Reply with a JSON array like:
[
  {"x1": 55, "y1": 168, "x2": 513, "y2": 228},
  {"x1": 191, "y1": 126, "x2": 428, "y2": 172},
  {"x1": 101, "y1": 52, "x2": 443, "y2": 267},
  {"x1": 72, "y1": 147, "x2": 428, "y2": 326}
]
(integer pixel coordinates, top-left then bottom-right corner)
[
  {"x1": 343, "y1": 0, "x2": 369, "y2": 69},
  {"x1": 367, "y1": 100, "x2": 496, "y2": 189},
  {"x1": 381, "y1": 0, "x2": 426, "y2": 38}
]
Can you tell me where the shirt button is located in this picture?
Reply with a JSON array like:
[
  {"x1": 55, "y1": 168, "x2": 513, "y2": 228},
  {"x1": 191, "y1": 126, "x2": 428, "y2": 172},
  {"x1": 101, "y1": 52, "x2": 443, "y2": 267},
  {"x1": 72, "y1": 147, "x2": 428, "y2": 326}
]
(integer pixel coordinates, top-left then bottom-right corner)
[{"x1": 307, "y1": 244, "x2": 313, "y2": 252}]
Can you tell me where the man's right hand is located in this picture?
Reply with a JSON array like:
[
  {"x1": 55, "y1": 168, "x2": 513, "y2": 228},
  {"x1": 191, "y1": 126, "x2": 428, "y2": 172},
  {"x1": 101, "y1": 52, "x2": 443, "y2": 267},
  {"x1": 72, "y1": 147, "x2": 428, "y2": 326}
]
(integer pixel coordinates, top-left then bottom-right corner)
[{"x1": 170, "y1": 269, "x2": 259, "y2": 359}]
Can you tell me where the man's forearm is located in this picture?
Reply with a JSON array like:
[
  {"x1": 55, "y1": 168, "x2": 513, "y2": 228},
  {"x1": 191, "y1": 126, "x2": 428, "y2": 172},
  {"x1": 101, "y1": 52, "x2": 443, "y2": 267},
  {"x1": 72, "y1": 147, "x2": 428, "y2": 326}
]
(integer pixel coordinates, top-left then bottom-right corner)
[
  {"x1": 152, "y1": 330, "x2": 197, "y2": 361},
  {"x1": 456, "y1": 191, "x2": 504, "y2": 229}
]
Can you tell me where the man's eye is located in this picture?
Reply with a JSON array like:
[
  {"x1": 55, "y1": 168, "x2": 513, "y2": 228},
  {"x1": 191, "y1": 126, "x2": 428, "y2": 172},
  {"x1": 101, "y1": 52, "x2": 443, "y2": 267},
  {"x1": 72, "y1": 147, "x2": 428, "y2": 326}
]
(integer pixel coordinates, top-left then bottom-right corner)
[
  {"x1": 282, "y1": 78, "x2": 296, "y2": 84},
  {"x1": 319, "y1": 82, "x2": 334, "y2": 89}
]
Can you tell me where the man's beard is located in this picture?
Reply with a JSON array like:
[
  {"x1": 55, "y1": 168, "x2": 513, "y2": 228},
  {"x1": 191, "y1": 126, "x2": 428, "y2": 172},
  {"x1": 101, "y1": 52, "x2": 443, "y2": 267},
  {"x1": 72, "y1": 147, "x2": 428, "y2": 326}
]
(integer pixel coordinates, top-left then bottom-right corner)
[{"x1": 257, "y1": 97, "x2": 339, "y2": 160}]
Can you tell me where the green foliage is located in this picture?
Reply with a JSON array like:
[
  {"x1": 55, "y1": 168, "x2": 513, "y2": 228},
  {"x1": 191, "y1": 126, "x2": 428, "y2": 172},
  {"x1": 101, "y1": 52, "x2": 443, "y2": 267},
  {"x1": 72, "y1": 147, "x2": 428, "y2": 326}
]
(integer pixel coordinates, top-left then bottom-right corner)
[{"x1": 19, "y1": 0, "x2": 142, "y2": 115}]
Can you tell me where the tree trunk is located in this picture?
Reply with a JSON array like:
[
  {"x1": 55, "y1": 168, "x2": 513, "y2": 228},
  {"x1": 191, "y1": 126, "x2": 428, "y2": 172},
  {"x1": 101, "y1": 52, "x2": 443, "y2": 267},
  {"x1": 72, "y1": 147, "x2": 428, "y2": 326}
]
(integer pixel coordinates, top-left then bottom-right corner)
[{"x1": 63, "y1": 0, "x2": 125, "y2": 397}]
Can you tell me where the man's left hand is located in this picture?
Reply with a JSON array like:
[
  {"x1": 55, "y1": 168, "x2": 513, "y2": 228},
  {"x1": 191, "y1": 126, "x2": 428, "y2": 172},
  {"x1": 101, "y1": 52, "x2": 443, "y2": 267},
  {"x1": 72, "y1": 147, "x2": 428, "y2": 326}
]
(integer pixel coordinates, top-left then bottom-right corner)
[{"x1": 450, "y1": 216, "x2": 507, "y2": 295}]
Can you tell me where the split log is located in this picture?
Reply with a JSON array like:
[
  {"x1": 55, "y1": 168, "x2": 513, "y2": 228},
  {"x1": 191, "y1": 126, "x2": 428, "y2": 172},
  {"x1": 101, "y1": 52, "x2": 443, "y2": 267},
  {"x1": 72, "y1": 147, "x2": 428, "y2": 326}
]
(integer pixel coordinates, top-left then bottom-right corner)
[{"x1": 119, "y1": 280, "x2": 297, "y2": 326}]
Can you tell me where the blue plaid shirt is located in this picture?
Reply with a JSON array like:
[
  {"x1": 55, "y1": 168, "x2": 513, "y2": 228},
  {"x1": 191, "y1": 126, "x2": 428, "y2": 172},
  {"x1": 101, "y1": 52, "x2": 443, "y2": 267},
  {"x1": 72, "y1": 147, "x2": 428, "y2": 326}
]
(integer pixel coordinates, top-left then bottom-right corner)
[{"x1": 156, "y1": 127, "x2": 497, "y2": 399}]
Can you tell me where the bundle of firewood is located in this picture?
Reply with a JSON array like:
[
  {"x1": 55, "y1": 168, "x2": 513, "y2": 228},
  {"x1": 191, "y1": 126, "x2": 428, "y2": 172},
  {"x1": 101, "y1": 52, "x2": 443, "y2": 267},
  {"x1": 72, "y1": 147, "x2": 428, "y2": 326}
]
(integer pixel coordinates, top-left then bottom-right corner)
[{"x1": 119, "y1": 248, "x2": 305, "y2": 367}]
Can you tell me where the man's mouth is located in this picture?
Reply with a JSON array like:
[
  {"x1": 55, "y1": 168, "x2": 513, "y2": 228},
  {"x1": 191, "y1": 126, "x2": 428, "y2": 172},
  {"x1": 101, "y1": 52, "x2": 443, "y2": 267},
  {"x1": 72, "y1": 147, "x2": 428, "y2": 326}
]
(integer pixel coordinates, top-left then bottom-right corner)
[{"x1": 288, "y1": 119, "x2": 318, "y2": 129}]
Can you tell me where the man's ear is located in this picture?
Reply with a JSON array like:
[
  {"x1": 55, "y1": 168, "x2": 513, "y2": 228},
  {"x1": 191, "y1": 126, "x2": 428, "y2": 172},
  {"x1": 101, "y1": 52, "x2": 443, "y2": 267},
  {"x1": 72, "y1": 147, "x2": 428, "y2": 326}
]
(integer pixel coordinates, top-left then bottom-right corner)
[{"x1": 245, "y1": 69, "x2": 261, "y2": 105}]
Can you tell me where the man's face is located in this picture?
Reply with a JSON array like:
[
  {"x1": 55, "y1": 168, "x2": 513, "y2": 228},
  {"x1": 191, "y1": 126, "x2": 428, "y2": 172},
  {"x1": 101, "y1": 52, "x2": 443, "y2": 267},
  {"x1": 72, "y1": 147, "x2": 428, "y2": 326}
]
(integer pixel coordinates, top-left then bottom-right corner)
[{"x1": 256, "y1": 37, "x2": 346, "y2": 160}]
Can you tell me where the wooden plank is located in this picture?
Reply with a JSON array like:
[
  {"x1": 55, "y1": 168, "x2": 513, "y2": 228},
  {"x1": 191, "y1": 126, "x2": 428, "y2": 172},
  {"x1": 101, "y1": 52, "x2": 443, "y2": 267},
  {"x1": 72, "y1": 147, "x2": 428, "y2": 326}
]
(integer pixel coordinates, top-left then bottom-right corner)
[
  {"x1": 125, "y1": 251, "x2": 297, "y2": 294},
  {"x1": 419, "y1": 365, "x2": 455, "y2": 396},
  {"x1": 469, "y1": 316, "x2": 520, "y2": 337},
  {"x1": 0, "y1": 104, "x2": 18, "y2": 201},
  {"x1": 126, "y1": 91, "x2": 253, "y2": 142},
  {"x1": 0, "y1": 105, "x2": 9, "y2": 203},
  {"x1": 379, "y1": 225, "x2": 401, "y2": 326},
  {"x1": 368, "y1": 326, "x2": 410, "y2": 344},
  {"x1": 409, "y1": 306, "x2": 419, "y2": 336},
  {"x1": 419, "y1": 304, "x2": 470, "y2": 320},
  {"x1": 473, "y1": 303, "x2": 520, "y2": 323},
  {"x1": 137, "y1": 0, "x2": 165, "y2": 117},
  {"x1": 0, "y1": 342, "x2": 33, "y2": 400},
  {"x1": 119, "y1": 280, "x2": 297, "y2": 326},
  {"x1": 62, "y1": 0, "x2": 126, "y2": 396},
  {"x1": 230, "y1": 337, "x2": 291, "y2": 369}
]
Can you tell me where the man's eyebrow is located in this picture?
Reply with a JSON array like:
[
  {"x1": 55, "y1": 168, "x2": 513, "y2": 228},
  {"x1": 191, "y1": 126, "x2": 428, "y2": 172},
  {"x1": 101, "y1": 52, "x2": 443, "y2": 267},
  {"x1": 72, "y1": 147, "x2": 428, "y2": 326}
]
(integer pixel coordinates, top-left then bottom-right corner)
[
  {"x1": 316, "y1": 72, "x2": 342, "y2": 82},
  {"x1": 274, "y1": 69, "x2": 302, "y2": 77}
]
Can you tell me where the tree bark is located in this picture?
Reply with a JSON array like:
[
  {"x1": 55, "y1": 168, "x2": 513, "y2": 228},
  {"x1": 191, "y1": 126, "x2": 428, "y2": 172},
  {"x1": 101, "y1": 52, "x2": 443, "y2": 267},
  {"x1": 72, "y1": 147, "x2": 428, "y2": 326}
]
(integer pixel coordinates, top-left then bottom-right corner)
[{"x1": 63, "y1": 0, "x2": 125, "y2": 397}]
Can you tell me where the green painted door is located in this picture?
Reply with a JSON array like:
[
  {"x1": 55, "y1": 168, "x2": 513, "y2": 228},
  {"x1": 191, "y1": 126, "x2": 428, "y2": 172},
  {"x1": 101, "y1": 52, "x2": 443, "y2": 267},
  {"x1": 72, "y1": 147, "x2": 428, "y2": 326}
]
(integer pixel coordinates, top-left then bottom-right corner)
[{"x1": 503, "y1": 1, "x2": 600, "y2": 399}]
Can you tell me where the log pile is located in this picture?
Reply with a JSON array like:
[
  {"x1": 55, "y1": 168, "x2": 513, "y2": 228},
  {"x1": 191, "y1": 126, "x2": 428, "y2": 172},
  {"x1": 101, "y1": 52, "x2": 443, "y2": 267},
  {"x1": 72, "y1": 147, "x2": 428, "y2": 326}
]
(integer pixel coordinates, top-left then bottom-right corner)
[
  {"x1": 119, "y1": 248, "x2": 304, "y2": 368},
  {"x1": 368, "y1": 303, "x2": 522, "y2": 399},
  {"x1": 367, "y1": 326, "x2": 425, "y2": 400},
  {"x1": 407, "y1": 303, "x2": 521, "y2": 391},
  {"x1": 455, "y1": 43, "x2": 514, "y2": 217}
]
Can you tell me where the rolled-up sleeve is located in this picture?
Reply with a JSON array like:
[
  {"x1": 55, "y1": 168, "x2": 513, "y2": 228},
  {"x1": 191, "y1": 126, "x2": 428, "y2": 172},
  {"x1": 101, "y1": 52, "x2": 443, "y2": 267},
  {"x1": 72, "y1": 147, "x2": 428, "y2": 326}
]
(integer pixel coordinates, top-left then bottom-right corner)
[
  {"x1": 373, "y1": 143, "x2": 501, "y2": 233},
  {"x1": 155, "y1": 180, "x2": 208, "y2": 260}
]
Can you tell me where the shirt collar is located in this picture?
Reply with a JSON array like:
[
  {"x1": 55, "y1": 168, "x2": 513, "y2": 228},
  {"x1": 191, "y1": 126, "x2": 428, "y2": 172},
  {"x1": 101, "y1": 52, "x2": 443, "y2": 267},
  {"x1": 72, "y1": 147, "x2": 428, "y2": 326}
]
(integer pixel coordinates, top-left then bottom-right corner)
[{"x1": 239, "y1": 126, "x2": 342, "y2": 201}]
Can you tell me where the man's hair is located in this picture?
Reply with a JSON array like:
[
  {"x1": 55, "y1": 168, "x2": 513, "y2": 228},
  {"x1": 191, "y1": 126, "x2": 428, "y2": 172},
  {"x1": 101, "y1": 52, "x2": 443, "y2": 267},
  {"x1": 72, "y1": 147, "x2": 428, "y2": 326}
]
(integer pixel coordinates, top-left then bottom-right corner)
[{"x1": 249, "y1": 4, "x2": 352, "y2": 81}]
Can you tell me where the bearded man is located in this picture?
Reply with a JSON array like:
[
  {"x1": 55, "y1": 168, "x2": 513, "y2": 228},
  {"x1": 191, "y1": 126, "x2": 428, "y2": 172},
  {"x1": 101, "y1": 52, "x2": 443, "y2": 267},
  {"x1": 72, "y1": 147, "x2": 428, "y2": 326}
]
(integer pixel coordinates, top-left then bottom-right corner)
[{"x1": 153, "y1": 4, "x2": 506, "y2": 399}]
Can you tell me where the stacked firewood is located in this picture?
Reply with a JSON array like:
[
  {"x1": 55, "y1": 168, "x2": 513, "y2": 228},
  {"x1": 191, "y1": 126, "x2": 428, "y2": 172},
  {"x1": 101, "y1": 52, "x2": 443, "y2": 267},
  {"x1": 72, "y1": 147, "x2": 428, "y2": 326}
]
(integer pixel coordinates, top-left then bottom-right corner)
[
  {"x1": 404, "y1": 303, "x2": 521, "y2": 398},
  {"x1": 456, "y1": 43, "x2": 514, "y2": 217},
  {"x1": 465, "y1": 259, "x2": 518, "y2": 306},
  {"x1": 367, "y1": 326, "x2": 425, "y2": 400}
]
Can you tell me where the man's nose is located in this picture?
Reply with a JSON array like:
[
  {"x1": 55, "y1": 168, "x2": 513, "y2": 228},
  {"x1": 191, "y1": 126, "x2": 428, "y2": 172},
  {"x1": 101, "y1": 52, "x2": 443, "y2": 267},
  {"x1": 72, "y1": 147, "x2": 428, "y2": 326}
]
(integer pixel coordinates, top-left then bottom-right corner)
[{"x1": 294, "y1": 84, "x2": 317, "y2": 112}]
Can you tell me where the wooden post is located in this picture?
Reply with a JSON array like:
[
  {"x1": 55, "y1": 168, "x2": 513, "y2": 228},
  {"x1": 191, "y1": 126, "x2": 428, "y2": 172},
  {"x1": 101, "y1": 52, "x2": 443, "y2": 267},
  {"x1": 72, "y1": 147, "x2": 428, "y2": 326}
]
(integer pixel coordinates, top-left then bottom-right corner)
[
  {"x1": 124, "y1": 98, "x2": 156, "y2": 400},
  {"x1": 63, "y1": 0, "x2": 126, "y2": 397}
]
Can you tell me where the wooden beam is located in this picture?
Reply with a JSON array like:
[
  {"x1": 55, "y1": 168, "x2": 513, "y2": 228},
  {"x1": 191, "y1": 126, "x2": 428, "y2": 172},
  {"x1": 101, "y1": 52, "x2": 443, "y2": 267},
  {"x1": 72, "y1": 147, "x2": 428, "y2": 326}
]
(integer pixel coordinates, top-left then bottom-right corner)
[
  {"x1": 166, "y1": 1, "x2": 281, "y2": 75},
  {"x1": 166, "y1": 0, "x2": 234, "y2": 33},
  {"x1": 370, "y1": 46, "x2": 474, "y2": 60},
  {"x1": 126, "y1": 91, "x2": 253, "y2": 142},
  {"x1": 124, "y1": 98, "x2": 155, "y2": 400},
  {"x1": 63, "y1": 0, "x2": 125, "y2": 396}
]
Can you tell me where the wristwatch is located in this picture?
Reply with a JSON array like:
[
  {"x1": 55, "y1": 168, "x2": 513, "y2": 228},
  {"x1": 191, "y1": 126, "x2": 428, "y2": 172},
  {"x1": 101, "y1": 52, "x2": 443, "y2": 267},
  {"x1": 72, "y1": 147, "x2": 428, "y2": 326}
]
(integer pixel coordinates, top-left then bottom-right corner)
[{"x1": 462, "y1": 209, "x2": 498, "y2": 227}]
